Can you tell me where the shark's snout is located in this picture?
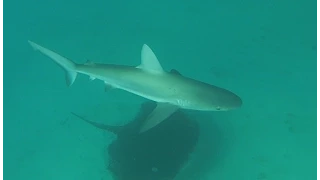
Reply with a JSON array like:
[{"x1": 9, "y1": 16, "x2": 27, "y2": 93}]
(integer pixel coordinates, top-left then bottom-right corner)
[
  {"x1": 231, "y1": 94, "x2": 242, "y2": 108},
  {"x1": 213, "y1": 91, "x2": 242, "y2": 111},
  {"x1": 224, "y1": 93, "x2": 242, "y2": 110}
]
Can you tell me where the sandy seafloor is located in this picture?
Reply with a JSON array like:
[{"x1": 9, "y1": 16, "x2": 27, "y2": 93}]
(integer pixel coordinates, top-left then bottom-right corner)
[{"x1": 4, "y1": 0, "x2": 316, "y2": 179}]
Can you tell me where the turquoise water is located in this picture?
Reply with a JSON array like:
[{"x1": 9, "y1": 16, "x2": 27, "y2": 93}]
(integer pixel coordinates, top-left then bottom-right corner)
[{"x1": 4, "y1": 0, "x2": 316, "y2": 179}]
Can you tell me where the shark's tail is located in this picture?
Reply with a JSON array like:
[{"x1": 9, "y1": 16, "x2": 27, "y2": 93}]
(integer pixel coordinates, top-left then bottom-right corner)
[{"x1": 28, "y1": 40, "x2": 78, "y2": 86}]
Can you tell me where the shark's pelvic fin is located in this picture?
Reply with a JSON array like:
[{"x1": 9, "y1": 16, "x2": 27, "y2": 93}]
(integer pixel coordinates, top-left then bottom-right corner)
[
  {"x1": 85, "y1": 60, "x2": 96, "y2": 81},
  {"x1": 139, "y1": 103, "x2": 179, "y2": 133},
  {"x1": 28, "y1": 40, "x2": 77, "y2": 86},
  {"x1": 137, "y1": 44, "x2": 164, "y2": 73}
]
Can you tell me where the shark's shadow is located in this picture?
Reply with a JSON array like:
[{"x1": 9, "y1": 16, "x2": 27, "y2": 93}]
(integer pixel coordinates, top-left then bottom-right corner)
[
  {"x1": 72, "y1": 101, "x2": 230, "y2": 180},
  {"x1": 174, "y1": 111, "x2": 233, "y2": 179}
]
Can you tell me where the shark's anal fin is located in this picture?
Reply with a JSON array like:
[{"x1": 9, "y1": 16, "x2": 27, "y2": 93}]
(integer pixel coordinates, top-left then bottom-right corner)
[
  {"x1": 89, "y1": 76, "x2": 96, "y2": 81},
  {"x1": 104, "y1": 81, "x2": 116, "y2": 92},
  {"x1": 139, "y1": 103, "x2": 179, "y2": 133},
  {"x1": 70, "y1": 112, "x2": 122, "y2": 135}
]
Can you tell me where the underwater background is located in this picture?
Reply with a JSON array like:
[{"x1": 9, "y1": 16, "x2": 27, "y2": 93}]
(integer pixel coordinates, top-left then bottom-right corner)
[{"x1": 4, "y1": 0, "x2": 316, "y2": 179}]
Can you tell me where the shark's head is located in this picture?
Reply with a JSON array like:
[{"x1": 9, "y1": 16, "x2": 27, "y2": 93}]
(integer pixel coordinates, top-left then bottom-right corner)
[
  {"x1": 209, "y1": 91, "x2": 242, "y2": 111},
  {"x1": 187, "y1": 87, "x2": 243, "y2": 111}
]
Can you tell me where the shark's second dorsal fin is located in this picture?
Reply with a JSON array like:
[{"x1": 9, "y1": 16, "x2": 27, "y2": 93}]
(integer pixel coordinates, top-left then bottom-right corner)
[
  {"x1": 137, "y1": 44, "x2": 164, "y2": 73},
  {"x1": 84, "y1": 58, "x2": 95, "y2": 66},
  {"x1": 170, "y1": 69, "x2": 182, "y2": 75}
]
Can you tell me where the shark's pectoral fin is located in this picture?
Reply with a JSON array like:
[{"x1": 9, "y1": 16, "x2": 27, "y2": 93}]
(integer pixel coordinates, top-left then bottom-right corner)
[{"x1": 139, "y1": 103, "x2": 179, "y2": 133}]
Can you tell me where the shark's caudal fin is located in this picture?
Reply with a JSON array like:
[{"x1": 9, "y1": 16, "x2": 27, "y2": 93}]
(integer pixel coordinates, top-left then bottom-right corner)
[{"x1": 28, "y1": 40, "x2": 77, "y2": 86}]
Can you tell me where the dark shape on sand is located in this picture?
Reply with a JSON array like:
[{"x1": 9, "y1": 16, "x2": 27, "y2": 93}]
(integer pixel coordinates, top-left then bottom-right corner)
[{"x1": 72, "y1": 100, "x2": 199, "y2": 180}]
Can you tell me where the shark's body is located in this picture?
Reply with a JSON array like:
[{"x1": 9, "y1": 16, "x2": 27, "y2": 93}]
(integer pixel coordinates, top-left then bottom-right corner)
[{"x1": 28, "y1": 41, "x2": 242, "y2": 132}]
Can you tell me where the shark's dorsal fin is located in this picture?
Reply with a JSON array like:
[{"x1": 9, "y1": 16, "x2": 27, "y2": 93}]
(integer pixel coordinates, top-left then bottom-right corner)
[
  {"x1": 84, "y1": 58, "x2": 95, "y2": 65},
  {"x1": 137, "y1": 44, "x2": 164, "y2": 73},
  {"x1": 170, "y1": 69, "x2": 182, "y2": 75}
]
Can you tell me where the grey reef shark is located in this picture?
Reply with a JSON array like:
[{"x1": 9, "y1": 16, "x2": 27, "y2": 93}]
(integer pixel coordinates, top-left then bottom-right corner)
[{"x1": 28, "y1": 40, "x2": 242, "y2": 133}]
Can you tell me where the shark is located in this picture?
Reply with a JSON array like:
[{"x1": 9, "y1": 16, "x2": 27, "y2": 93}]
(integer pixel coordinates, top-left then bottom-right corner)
[{"x1": 28, "y1": 40, "x2": 242, "y2": 133}]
